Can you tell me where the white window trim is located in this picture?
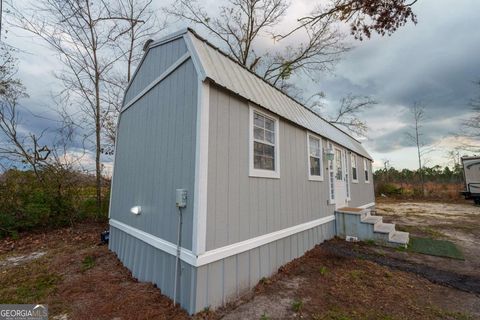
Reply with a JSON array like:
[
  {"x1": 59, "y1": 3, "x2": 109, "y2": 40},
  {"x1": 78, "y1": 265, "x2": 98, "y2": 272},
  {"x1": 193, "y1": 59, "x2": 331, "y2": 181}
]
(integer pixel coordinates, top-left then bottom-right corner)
[
  {"x1": 351, "y1": 153, "x2": 359, "y2": 183},
  {"x1": 249, "y1": 105, "x2": 280, "y2": 179},
  {"x1": 306, "y1": 132, "x2": 324, "y2": 181},
  {"x1": 364, "y1": 158, "x2": 370, "y2": 183}
]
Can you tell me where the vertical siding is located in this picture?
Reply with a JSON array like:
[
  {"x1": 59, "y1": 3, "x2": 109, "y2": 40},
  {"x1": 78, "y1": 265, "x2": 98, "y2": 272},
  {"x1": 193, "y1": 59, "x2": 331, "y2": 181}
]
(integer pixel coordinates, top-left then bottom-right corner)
[
  {"x1": 125, "y1": 38, "x2": 188, "y2": 104},
  {"x1": 206, "y1": 85, "x2": 334, "y2": 250},
  {"x1": 109, "y1": 227, "x2": 197, "y2": 314},
  {"x1": 110, "y1": 58, "x2": 197, "y2": 249},
  {"x1": 193, "y1": 221, "x2": 336, "y2": 313},
  {"x1": 349, "y1": 157, "x2": 375, "y2": 207}
]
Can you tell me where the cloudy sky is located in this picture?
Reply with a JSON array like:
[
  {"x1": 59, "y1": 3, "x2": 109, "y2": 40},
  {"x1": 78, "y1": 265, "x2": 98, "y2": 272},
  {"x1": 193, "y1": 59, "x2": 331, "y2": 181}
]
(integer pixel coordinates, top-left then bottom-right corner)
[{"x1": 6, "y1": 0, "x2": 480, "y2": 171}]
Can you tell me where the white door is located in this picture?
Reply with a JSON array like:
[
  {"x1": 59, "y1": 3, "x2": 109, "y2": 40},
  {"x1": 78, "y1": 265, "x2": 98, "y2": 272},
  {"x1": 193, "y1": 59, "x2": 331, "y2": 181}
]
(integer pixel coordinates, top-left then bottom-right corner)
[{"x1": 334, "y1": 147, "x2": 347, "y2": 209}]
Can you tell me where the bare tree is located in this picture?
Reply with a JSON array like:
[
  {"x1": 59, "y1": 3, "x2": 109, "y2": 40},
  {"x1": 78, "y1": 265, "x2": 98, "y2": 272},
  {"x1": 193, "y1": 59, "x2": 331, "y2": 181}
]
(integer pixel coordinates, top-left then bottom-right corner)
[
  {"x1": 167, "y1": 0, "x2": 414, "y2": 135},
  {"x1": 277, "y1": 0, "x2": 418, "y2": 41},
  {"x1": 167, "y1": 0, "x2": 348, "y2": 91},
  {"x1": 7, "y1": 0, "x2": 160, "y2": 217},
  {"x1": 0, "y1": 45, "x2": 51, "y2": 178},
  {"x1": 307, "y1": 93, "x2": 376, "y2": 136},
  {"x1": 406, "y1": 101, "x2": 426, "y2": 194}
]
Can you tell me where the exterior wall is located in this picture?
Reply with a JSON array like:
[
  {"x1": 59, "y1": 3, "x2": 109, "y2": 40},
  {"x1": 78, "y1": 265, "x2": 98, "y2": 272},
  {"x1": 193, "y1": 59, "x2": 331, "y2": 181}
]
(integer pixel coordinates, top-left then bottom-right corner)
[
  {"x1": 124, "y1": 37, "x2": 188, "y2": 103},
  {"x1": 109, "y1": 53, "x2": 198, "y2": 249},
  {"x1": 205, "y1": 85, "x2": 334, "y2": 251},
  {"x1": 349, "y1": 156, "x2": 375, "y2": 208},
  {"x1": 463, "y1": 158, "x2": 480, "y2": 188},
  {"x1": 193, "y1": 220, "x2": 335, "y2": 312},
  {"x1": 109, "y1": 227, "x2": 198, "y2": 314}
]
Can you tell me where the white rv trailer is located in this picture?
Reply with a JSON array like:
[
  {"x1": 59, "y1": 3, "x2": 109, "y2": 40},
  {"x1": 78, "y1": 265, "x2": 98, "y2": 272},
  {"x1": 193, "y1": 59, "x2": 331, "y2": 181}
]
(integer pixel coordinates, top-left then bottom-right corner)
[{"x1": 461, "y1": 156, "x2": 480, "y2": 205}]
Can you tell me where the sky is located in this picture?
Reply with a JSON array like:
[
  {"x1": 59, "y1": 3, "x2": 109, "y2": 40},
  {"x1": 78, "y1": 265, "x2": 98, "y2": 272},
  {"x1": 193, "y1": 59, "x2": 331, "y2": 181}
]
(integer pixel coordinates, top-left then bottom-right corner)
[{"x1": 5, "y1": 0, "x2": 480, "y2": 172}]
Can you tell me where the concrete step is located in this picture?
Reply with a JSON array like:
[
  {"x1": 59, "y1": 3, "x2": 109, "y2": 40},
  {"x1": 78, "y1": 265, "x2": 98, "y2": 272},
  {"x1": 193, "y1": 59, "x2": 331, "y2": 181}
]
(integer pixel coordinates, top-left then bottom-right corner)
[
  {"x1": 374, "y1": 222, "x2": 395, "y2": 234},
  {"x1": 361, "y1": 215, "x2": 382, "y2": 225},
  {"x1": 390, "y1": 231, "x2": 409, "y2": 246}
]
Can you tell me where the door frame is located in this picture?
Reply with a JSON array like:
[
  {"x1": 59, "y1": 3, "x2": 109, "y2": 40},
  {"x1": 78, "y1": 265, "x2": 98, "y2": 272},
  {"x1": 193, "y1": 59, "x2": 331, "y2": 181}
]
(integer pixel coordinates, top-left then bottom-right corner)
[{"x1": 334, "y1": 146, "x2": 347, "y2": 209}]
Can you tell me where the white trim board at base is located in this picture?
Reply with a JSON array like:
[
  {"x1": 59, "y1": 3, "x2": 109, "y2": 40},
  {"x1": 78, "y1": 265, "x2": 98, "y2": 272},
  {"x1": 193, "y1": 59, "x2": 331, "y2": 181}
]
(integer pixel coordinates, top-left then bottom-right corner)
[{"x1": 110, "y1": 215, "x2": 335, "y2": 267}]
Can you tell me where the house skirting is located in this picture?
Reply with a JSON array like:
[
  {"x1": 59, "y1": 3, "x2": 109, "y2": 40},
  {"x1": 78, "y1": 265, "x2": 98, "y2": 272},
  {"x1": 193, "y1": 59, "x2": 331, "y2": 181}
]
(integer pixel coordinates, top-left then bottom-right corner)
[{"x1": 109, "y1": 218, "x2": 335, "y2": 314}]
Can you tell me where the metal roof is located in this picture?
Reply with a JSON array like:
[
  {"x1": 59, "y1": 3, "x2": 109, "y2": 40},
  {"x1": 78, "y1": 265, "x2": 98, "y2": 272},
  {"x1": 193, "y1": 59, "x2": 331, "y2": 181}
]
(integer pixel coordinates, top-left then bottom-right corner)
[{"x1": 147, "y1": 28, "x2": 372, "y2": 160}]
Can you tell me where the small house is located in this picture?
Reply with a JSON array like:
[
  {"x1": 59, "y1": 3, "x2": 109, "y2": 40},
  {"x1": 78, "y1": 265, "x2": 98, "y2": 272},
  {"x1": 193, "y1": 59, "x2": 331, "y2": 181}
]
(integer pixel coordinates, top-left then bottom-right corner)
[{"x1": 108, "y1": 28, "x2": 377, "y2": 314}]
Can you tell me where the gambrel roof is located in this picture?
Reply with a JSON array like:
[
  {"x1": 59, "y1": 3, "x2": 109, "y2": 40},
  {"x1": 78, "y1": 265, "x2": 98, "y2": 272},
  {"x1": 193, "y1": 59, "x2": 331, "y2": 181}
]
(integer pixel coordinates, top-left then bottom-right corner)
[{"x1": 145, "y1": 28, "x2": 373, "y2": 160}]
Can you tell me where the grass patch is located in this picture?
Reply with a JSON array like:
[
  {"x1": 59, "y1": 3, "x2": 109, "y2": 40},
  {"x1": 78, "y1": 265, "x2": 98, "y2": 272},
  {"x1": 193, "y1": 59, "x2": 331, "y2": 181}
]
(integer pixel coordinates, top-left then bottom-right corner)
[
  {"x1": 15, "y1": 273, "x2": 61, "y2": 303},
  {"x1": 408, "y1": 237, "x2": 464, "y2": 260},
  {"x1": 348, "y1": 270, "x2": 365, "y2": 280},
  {"x1": 397, "y1": 225, "x2": 446, "y2": 239},
  {"x1": 291, "y1": 299, "x2": 303, "y2": 312},
  {"x1": 315, "y1": 310, "x2": 352, "y2": 320},
  {"x1": 0, "y1": 253, "x2": 62, "y2": 304},
  {"x1": 319, "y1": 266, "x2": 328, "y2": 276},
  {"x1": 81, "y1": 255, "x2": 96, "y2": 272},
  {"x1": 259, "y1": 313, "x2": 270, "y2": 320}
]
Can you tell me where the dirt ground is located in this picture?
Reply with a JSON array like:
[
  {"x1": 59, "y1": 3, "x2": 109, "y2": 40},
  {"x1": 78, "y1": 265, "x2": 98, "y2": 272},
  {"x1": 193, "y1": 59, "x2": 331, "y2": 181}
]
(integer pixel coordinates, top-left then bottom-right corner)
[
  {"x1": 1, "y1": 200, "x2": 479, "y2": 320},
  {"x1": 376, "y1": 199, "x2": 480, "y2": 278}
]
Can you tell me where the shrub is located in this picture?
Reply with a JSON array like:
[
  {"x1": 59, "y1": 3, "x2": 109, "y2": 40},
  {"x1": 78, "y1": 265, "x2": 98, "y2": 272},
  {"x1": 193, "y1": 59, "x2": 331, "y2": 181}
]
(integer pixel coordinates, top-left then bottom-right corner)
[{"x1": 0, "y1": 168, "x2": 109, "y2": 238}]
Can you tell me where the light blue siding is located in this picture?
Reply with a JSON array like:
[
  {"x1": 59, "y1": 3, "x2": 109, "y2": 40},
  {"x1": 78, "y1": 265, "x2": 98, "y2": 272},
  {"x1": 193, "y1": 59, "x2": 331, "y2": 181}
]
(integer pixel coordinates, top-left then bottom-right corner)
[
  {"x1": 193, "y1": 221, "x2": 335, "y2": 312},
  {"x1": 110, "y1": 58, "x2": 197, "y2": 249},
  {"x1": 109, "y1": 227, "x2": 197, "y2": 314},
  {"x1": 349, "y1": 157, "x2": 375, "y2": 207},
  {"x1": 206, "y1": 85, "x2": 335, "y2": 251},
  {"x1": 124, "y1": 38, "x2": 188, "y2": 104}
]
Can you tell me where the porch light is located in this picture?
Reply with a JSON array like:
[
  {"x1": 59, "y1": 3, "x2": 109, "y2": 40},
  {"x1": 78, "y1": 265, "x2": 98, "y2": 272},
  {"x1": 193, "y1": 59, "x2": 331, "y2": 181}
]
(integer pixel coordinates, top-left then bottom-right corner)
[
  {"x1": 130, "y1": 206, "x2": 142, "y2": 215},
  {"x1": 325, "y1": 147, "x2": 335, "y2": 161}
]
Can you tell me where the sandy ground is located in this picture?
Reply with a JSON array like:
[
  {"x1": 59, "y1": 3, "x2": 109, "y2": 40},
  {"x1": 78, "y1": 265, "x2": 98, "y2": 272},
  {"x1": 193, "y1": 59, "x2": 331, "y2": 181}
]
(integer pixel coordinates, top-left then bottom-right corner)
[
  {"x1": 376, "y1": 199, "x2": 480, "y2": 278},
  {"x1": 1, "y1": 200, "x2": 479, "y2": 320}
]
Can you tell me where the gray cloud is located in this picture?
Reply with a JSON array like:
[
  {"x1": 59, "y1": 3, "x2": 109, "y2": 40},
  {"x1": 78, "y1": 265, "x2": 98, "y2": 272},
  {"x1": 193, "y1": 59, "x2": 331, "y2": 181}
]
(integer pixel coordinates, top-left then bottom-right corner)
[{"x1": 7, "y1": 0, "x2": 480, "y2": 169}]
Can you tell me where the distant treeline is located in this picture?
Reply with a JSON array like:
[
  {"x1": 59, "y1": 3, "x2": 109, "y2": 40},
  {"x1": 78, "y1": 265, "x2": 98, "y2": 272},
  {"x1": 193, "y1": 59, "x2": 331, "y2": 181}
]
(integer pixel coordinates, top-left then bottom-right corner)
[
  {"x1": 373, "y1": 165, "x2": 464, "y2": 199},
  {"x1": 0, "y1": 168, "x2": 110, "y2": 238}
]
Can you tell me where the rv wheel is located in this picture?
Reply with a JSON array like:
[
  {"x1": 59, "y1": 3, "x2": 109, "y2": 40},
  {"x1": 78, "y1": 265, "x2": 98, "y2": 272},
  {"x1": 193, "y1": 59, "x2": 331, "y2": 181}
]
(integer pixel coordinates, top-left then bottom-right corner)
[{"x1": 475, "y1": 197, "x2": 480, "y2": 205}]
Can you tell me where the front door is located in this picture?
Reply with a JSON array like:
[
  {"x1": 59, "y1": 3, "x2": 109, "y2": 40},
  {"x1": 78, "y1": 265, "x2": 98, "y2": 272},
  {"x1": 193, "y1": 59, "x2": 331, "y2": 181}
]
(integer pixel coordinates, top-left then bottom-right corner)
[{"x1": 334, "y1": 147, "x2": 347, "y2": 209}]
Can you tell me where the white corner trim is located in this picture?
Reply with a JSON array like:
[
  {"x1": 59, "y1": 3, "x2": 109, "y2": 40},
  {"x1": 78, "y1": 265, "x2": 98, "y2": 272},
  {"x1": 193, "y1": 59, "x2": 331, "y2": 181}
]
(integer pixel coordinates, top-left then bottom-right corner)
[
  {"x1": 249, "y1": 105, "x2": 280, "y2": 179},
  {"x1": 110, "y1": 214, "x2": 335, "y2": 267},
  {"x1": 192, "y1": 80, "x2": 210, "y2": 255},
  {"x1": 196, "y1": 215, "x2": 335, "y2": 266},
  {"x1": 122, "y1": 52, "x2": 191, "y2": 113},
  {"x1": 306, "y1": 131, "x2": 324, "y2": 182},
  {"x1": 358, "y1": 202, "x2": 375, "y2": 209},
  {"x1": 183, "y1": 34, "x2": 207, "y2": 80},
  {"x1": 110, "y1": 219, "x2": 197, "y2": 265}
]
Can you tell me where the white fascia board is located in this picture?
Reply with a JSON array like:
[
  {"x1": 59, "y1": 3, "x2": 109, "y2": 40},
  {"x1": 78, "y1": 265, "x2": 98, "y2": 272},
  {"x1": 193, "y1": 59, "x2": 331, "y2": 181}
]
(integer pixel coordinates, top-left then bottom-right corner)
[
  {"x1": 110, "y1": 219, "x2": 197, "y2": 265},
  {"x1": 149, "y1": 28, "x2": 189, "y2": 49},
  {"x1": 192, "y1": 80, "x2": 210, "y2": 255},
  {"x1": 183, "y1": 33, "x2": 207, "y2": 80},
  {"x1": 195, "y1": 215, "x2": 335, "y2": 266},
  {"x1": 110, "y1": 214, "x2": 335, "y2": 267}
]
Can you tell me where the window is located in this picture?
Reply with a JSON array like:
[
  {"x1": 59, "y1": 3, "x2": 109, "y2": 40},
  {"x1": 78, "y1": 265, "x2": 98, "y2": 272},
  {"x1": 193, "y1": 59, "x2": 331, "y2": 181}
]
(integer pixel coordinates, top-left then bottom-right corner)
[
  {"x1": 249, "y1": 106, "x2": 280, "y2": 178},
  {"x1": 364, "y1": 158, "x2": 370, "y2": 183},
  {"x1": 307, "y1": 133, "x2": 323, "y2": 181},
  {"x1": 351, "y1": 153, "x2": 358, "y2": 182},
  {"x1": 335, "y1": 149, "x2": 343, "y2": 180}
]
